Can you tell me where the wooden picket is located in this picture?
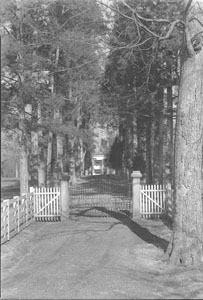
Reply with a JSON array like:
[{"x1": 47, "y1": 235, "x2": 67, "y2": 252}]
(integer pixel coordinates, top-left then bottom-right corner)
[
  {"x1": 33, "y1": 187, "x2": 61, "y2": 221},
  {"x1": 1, "y1": 193, "x2": 34, "y2": 245},
  {"x1": 140, "y1": 184, "x2": 166, "y2": 219}
]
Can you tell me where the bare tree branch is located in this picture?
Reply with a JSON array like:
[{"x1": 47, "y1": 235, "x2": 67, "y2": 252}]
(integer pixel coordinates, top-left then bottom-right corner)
[{"x1": 100, "y1": 0, "x2": 185, "y2": 43}]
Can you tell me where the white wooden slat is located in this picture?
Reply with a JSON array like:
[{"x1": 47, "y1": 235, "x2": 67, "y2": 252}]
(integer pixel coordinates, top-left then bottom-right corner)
[
  {"x1": 45, "y1": 187, "x2": 47, "y2": 217},
  {"x1": 140, "y1": 184, "x2": 167, "y2": 219},
  {"x1": 39, "y1": 187, "x2": 42, "y2": 217},
  {"x1": 33, "y1": 186, "x2": 61, "y2": 220},
  {"x1": 147, "y1": 185, "x2": 149, "y2": 218},
  {"x1": 1, "y1": 193, "x2": 35, "y2": 245},
  {"x1": 53, "y1": 187, "x2": 56, "y2": 216},
  {"x1": 49, "y1": 187, "x2": 51, "y2": 217},
  {"x1": 42, "y1": 187, "x2": 44, "y2": 218},
  {"x1": 43, "y1": 187, "x2": 46, "y2": 217},
  {"x1": 152, "y1": 185, "x2": 154, "y2": 216},
  {"x1": 140, "y1": 191, "x2": 164, "y2": 209},
  {"x1": 51, "y1": 187, "x2": 54, "y2": 215},
  {"x1": 56, "y1": 188, "x2": 58, "y2": 216},
  {"x1": 49, "y1": 187, "x2": 51, "y2": 216},
  {"x1": 43, "y1": 188, "x2": 45, "y2": 218},
  {"x1": 156, "y1": 185, "x2": 158, "y2": 217},
  {"x1": 35, "y1": 194, "x2": 60, "y2": 214},
  {"x1": 39, "y1": 187, "x2": 41, "y2": 217},
  {"x1": 148, "y1": 185, "x2": 150, "y2": 217},
  {"x1": 163, "y1": 184, "x2": 165, "y2": 211},
  {"x1": 36, "y1": 187, "x2": 38, "y2": 218},
  {"x1": 54, "y1": 187, "x2": 56, "y2": 216},
  {"x1": 160, "y1": 184, "x2": 162, "y2": 217},
  {"x1": 44, "y1": 187, "x2": 46, "y2": 218},
  {"x1": 17, "y1": 196, "x2": 20, "y2": 232},
  {"x1": 37, "y1": 187, "x2": 39, "y2": 218}
]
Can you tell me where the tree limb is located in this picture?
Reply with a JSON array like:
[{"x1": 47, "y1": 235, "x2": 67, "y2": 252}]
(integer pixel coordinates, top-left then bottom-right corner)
[{"x1": 101, "y1": 0, "x2": 185, "y2": 43}]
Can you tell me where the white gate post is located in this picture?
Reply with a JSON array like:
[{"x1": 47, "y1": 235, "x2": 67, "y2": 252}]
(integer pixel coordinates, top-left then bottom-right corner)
[
  {"x1": 131, "y1": 171, "x2": 142, "y2": 219},
  {"x1": 60, "y1": 174, "x2": 70, "y2": 220}
]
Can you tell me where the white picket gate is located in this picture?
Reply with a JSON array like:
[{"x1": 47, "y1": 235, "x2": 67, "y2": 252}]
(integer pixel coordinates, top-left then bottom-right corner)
[
  {"x1": 140, "y1": 184, "x2": 166, "y2": 219},
  {"x1": 32, "y1": 187, "x2": 61, "y2": 221}
]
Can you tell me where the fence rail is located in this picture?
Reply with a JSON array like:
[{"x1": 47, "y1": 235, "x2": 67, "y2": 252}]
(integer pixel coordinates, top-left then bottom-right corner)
[
  {"x1": 1, "y1": 193, "x2": 34, "y2": 245},
  {"x1": 32, "y1": 187, "x2": 61, "y2": 221},
  {"x1": 140, "y1": 184, "x2": 167, "y2": 219}
]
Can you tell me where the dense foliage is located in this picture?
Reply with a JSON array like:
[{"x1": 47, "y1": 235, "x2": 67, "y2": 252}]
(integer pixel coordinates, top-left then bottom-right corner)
[
  {"x1": 100, "y1": 0, "x2": 183, "y2": 183},
  {"x1": 1, "y1": 0, "x2": 107, "y2": 188}
]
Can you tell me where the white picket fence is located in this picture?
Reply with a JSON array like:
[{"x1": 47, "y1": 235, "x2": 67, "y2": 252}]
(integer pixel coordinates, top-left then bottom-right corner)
[
  {"x1": 140, "y1": 184, "x2": 171, "y2": 219},
  {"x1": 1, "y1": 193, "x2": 34, "y2": 245},
  {"x1": 32, "y1": 187, "x2": 61, "y2": 221},
  {"x1": 1, "y1": 182, "x2": 172, "y2": 245},
  {"x1": 1, "y1": 187, "x2": 61, "y2": 245}
]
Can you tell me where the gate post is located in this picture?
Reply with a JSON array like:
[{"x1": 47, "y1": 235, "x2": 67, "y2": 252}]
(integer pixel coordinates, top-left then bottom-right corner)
[
  {"x1": 131, "y1": 171, "x2": 142, "y2": 219},
  {"x1": 60, "y1": 174, "x2": 70, "y2": 220}
]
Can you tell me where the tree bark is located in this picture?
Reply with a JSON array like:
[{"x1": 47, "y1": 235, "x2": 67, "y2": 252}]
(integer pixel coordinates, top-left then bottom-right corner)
[
  {"x1": 37, "y1": 103, "x2": 46, "y2": 186},
  {"x1": 46, "y1": 130, "x2": 53, "y2": 185},
  {"x1": 46, "y1": 46, "x2": 60, "y2": 185},
  {"x1": 79, "y1": 138, "x2": 86, "y2": 176},
  {"x1": 19, "y1": 144, "x2": 29, "y2": 194},
  {"x1": 69, "y1": 138, "x2": 77, "y2": 184},
  {"x1": 56, "y1": 135, "x2": 63, "y2": 175},
  {"x1": 167, "y1": 0, "x2": 203, "y2": 265},
  {"x1": 166, "y1": 86, "x2": 174, "y2": 185},
  {"x1": 38, "y1": 161, "x2": 46, "y2": 186},
  {"x1": 19, "y1": 107, "x2": 29, "y2": 194},
  {"x1": 158, "y1": 88, "x2": 164, "y2": 184},
  {"x1": 146, "y1": 113, "x2": 153, "y2": 184}
]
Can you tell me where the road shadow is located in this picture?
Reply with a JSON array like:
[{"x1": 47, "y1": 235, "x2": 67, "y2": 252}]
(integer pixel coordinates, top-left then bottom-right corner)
[{"x1": 74, "y1": 207, "x2": 169, "y2": 252}]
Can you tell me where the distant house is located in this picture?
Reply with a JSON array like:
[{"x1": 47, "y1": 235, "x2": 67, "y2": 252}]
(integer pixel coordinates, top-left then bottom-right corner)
[
  {"x1": 91, "y1": 123, "x2": 117, "y2": 175},
  {"x1": 92, "y1": 153, "x2": 105, "y2": 175}
]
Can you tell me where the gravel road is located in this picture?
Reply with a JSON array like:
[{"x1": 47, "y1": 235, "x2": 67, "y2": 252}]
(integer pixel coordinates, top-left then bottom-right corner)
[{"x1": 1, "y1": 215, "x2": 203, "y2": 299}]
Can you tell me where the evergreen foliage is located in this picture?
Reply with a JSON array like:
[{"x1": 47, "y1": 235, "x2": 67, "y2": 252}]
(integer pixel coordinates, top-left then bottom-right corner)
[
  {"x1": 100, "y1": 0, "x2": 183, "y2": 183},
  {"x1": 1, "y1": 0, "x2": 107, "y2": 187}
]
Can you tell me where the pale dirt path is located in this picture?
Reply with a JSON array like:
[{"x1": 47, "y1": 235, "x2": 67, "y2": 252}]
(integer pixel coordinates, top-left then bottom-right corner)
[
  {"x1": 1, "y1": 216, "x2": 203, "y2": 299},
  {"x1": 1, "y1": 217, "x2": 159, "y2": 299}
]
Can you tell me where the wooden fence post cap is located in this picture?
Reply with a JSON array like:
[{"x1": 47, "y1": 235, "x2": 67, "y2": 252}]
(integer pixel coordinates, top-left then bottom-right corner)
[{"x1": 131, "y1": 171, "x2": 142, "y2": 178}]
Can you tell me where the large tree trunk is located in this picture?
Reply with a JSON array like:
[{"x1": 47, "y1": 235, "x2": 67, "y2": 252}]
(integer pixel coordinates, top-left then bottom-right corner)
[
  {"x1": 131, "y1": 114, "x2": 138, "y2": 176},
  {"x1": 37, "y1": 103, "x2": 46, "y2": 187},
  {"x1": 46, "y1": 131, "x2": 53, "y2": 185},
  {"x1": 19, "y1": 144, "x2": 29, "y2": 195},
  {"x1": 166, "y1": 86, "x2": 174, "y2": 185},
  {"x1": 79, "y1": 138, "x2": 86, "y2": 177},
  {"x1": 146, "y1": 115, "x2": 153, "y2": 184},
  {"x1": 19, "y1": 109, "x2": 29, "y2": 195},
  {"x1": 69, "y1": 138, "x2": 77, "y2": 184},
  {"x1": 46, "y1": 46, "x2": 60, "y2": 185},
  {"x1": 167, "y1": 0, "x2": 203, "y2": 265},
  {"x1": 56, "y1": 135, "x2": 63, "y2": 175},
  {"x1": 158, "y1": 88, "x2": 164, "y2": 184}
]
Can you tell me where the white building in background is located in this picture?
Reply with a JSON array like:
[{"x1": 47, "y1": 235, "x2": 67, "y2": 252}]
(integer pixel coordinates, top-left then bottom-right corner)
[
  {"x1": 92, "y1": 154, "x2": 105, "y2": 175},
  {"x1": 91, "y1": 123, "x2": 117, "y2": 175}
]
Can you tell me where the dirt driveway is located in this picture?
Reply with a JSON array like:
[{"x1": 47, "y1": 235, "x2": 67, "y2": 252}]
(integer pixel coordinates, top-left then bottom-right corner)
[{"x1": 1, "y1": 215, "x2": 203, "y2": 299}]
